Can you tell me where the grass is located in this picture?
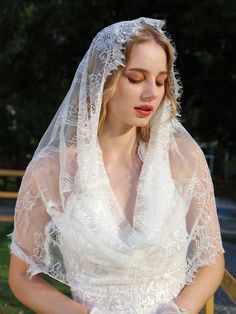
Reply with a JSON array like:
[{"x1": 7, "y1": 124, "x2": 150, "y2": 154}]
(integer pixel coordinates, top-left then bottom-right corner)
[{"x1": 0, "y1": 224, "x2": 70, "y2": 314}]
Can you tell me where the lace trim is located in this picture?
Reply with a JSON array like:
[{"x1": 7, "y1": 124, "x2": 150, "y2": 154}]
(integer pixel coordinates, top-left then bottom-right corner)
[{"x1": 9, "y1": 240, "x2": 42, "y2": 278}]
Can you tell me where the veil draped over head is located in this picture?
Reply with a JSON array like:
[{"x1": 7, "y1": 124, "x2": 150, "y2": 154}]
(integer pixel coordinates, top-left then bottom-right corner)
[{"x1": 10, "y1": 17, "x2": 224, "y2": 312}]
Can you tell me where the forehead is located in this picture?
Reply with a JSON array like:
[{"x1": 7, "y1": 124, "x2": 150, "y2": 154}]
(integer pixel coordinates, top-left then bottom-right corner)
[{"x1": 126, "y1": 40, "x2": 167, "y2": 73}]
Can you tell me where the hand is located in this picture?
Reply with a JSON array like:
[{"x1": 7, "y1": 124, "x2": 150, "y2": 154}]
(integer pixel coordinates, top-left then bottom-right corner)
[{"x1": 157, "y1": 301, "x2": 182, "y2": 314}]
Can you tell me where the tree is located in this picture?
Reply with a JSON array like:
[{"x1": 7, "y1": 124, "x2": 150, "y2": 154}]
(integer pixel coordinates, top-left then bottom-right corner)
[{"x1": 0, "y1": 0, "x2": 235, "y2": 168}]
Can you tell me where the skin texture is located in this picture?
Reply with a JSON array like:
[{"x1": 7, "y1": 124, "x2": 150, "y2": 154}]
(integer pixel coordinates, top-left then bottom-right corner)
[
  {"x1": 9, "y1": 255, "x2": 90, "y2": 314},
  {"x1": 9, "y1": 39, "x2": 225, "y2": 314},
  {"x1": 107, "y1": 39, "x2": 167, "y2": 130},
  {"x1": 99, "y1": 39, "x2": 168, "y2": 225},
  {"x1": 175, "y1": 253, "x2": 225, "y2": 314}
]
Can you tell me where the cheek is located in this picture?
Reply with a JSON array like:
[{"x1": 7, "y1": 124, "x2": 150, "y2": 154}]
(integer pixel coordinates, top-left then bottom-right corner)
[
  {"x1": 115, "y1": 77, "x2": 140, "y2": 102},
  {"x1": 108, "y1": 85, "x2": 135, "y2": 117},
  {"x1": 114, "y1": 83, "x2": 129, "y2": 103},
  {"x1": 158, "y1": 85, "x2": 166, "y2": 99}
]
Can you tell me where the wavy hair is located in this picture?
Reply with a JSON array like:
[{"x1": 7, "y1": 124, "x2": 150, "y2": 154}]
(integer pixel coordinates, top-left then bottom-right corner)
[{"x1": 98, "y1": 25, "x2": 179, "y2": 142}]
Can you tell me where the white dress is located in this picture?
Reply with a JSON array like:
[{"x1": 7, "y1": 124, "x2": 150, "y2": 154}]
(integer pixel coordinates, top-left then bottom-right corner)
[
  {"x1": 63, "y1": 192, "x2": 188, "y2": 313},
  {"x1": 40, "y1": 141, "x2": 195, "y2": 313},
  {"x1": 9, "y1": 18, "x2": 225, "y2": 314},
  {"x1": 10, "y1": 126, "x2": 224, "y2": 314}
]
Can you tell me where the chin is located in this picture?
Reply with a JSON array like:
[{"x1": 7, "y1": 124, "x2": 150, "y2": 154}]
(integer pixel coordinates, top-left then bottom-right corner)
[
  {"x1": 124, "y1": 118, "x2": 150, "y2": 128},
  {"x1": 134, "y1": 119, "x2": 150, "y2": 128}
]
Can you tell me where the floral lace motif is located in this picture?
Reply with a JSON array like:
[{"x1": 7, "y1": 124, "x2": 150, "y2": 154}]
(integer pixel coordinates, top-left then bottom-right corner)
[{"x1": 9, "y1": 18, "x2": 224, "y2": 314}]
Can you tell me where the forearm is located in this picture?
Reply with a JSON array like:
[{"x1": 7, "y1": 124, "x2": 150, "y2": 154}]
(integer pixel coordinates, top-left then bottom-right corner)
[
  {"x1": 9, "y1": 273, "x2": 90, "y2": 314},
  {"x1": 175, "y1": 253, "x2": 225, "y2": 314}
]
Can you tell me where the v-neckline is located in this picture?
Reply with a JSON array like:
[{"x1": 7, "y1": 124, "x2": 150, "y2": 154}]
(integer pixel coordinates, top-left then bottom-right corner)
[{"x1": 97, "y1": 140, "x2": 144, "y2": 227}]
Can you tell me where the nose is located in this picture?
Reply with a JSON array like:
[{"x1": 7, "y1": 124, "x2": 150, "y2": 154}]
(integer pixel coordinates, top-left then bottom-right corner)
[{"x1": 141, "y1": 80, "x2": 159, "y2": 102}]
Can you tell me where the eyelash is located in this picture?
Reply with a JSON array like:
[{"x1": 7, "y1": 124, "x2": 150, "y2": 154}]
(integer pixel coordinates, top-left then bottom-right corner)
[
  {"x1": 128, "y1": 77, "x2": 165, "y2": 86},
  {"x1": 128, "y1": 78, "x2": 142, "y2": 84}
]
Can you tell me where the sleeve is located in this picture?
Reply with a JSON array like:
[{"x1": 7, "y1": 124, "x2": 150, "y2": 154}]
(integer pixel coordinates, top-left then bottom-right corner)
[
  {"x1": 9, "y1": 155, "x2": 59, "y2": 278},
  {"x1": 169, "y1": 130, "x2": 225, "y2": 284},
  {"x1": 185, "y1": 147, "x2": 225, "y2": 281}
]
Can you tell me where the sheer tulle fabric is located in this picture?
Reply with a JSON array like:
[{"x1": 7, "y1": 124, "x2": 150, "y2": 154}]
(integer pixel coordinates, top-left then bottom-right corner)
[{"x1": 9, "y1": 17, "x2": 224, "y2": 313}]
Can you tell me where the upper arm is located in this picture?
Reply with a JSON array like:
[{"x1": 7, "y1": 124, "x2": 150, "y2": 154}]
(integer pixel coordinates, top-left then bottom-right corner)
[
  {"x1": 9, "y1": 148, "x2": 77, "y2": 282},
  {"x1": 9, "y1": 254, "x2": 29, "y2": 276},
  {"x1": 9, "y1": 254, "x2": 34, "y2": 286},
  {"x1": 8, "y1": 253, "x2": 44, "y2": 299},
  {"x1": 169, "y1": 133, "x2": 224, "y2": 269}
]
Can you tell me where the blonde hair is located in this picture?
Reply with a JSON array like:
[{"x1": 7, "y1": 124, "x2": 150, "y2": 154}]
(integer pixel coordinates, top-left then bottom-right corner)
[{"x1": 98, "y1": 25, "x2": 179, "y2": 142}]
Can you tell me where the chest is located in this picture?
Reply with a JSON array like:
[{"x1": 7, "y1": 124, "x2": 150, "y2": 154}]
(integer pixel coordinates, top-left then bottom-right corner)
[{"x1": 104, "y1": 158, "x2": 143, "y2": 224}]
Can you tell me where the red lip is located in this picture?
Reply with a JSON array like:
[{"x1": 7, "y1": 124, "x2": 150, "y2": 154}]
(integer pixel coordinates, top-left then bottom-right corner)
[
  {"x1": 134, "y1": 104, "x2": 154, "y2": 117},
  {"x1": 134, "y1": 105, "x2": 154, "y2": 111}
]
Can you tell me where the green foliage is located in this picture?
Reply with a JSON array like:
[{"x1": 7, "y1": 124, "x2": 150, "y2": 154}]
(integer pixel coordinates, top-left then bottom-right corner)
[{"x1": 0, "y1": 0, "x2": 235, "y2": 167}]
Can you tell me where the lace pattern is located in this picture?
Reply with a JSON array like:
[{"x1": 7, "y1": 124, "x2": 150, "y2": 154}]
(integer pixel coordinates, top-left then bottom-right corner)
[{"x1": 9, "y1": 17, "x2": 224, "y2": 313}]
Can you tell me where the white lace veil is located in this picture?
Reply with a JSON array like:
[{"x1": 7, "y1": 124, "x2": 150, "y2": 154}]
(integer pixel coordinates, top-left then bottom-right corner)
[{"x1": 9, "y1": 17, "x2": 224, "y2": 306}]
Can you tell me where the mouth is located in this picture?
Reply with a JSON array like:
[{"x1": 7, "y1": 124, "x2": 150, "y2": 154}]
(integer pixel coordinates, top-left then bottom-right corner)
[{"x1": 134, "y1": 105, "x2": 154, "y2": 117}]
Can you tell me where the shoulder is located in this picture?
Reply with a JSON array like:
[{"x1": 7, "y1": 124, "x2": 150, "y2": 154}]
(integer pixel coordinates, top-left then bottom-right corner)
[
  {"x1": 32, "y1": 146, "x2": 77, "y2": 172},
  {"x1": 172, "y1": 132, "x2": 205, "y2": 160},
  {"x1": 170, "y1": 131, "x2": 207, "y2": 181},
  {"x1": 24, "y1": 146, "x2": 77, "y2": 187},
  {"x1": 30, "y1": 150, "x2": 59, "y2": 178}
]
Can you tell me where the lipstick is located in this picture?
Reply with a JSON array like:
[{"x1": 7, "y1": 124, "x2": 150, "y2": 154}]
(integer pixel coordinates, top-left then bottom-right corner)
[{"x1": 134, "y1": 104, "x2": 154, "y2": 117}]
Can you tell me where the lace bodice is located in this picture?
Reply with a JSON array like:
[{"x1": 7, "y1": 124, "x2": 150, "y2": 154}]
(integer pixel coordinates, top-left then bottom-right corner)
[{"x1": 59, "y1": 142, "x2": 188, "y2": 312}]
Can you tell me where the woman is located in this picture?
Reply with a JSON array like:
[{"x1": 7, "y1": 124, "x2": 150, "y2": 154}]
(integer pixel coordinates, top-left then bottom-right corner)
[{"x1": 8, "y1": 17, "x2": 225, "y2": 314}]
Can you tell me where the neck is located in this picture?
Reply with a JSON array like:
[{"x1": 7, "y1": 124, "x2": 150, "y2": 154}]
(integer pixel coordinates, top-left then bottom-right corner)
[{"x1": 98, "y1": 123, "x2": 139, "y2": 164}]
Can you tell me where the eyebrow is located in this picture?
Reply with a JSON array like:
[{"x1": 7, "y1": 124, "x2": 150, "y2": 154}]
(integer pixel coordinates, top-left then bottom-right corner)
[{"x1": 126, "y1": 67, "x2": 168, "y2": 76}]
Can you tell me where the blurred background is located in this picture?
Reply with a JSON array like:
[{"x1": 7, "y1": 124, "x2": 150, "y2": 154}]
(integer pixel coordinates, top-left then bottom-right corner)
[{"x1": 0, "y1": 0, "x2": 235, "y2": 313}]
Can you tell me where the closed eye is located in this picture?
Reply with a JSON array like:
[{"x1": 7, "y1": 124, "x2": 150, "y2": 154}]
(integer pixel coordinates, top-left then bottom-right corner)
[
  {"x1": 128, "y1": 77, "x2": 143, "y2": 84},
  {"x1": 156, "y1": 81, "x2": 165, "y2": 87}
]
